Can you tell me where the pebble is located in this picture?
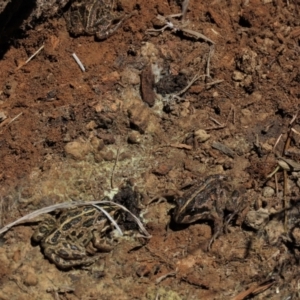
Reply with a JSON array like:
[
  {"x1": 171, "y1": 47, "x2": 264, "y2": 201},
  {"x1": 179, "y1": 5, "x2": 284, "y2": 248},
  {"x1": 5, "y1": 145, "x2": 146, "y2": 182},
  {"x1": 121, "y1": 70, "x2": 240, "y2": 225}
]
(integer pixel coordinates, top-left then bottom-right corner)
[
  {"x1": 232, "y1": 71, "x2": 245, "y2": 81},
  {"x1": 23, "y1": 267, "x2": 38, "y2": 286},
  {"x1": 245, "y1": 208, "x2": 269, "y2": 230},
  {"x1": 262, "y1": 186, "x2": 275, "y2": 197},
  {"x1": 121, "y1": 68, "x2": 140, "y2": 85},
  {"x1": 152, "y1": 164, "x2": 172, "y2": 176},
  {"x1": 194, "y1": 129, "x2": 210, "y2": 143},
  {"x1": 128, "y1": 131, "x2": 142, "y2": 144}
]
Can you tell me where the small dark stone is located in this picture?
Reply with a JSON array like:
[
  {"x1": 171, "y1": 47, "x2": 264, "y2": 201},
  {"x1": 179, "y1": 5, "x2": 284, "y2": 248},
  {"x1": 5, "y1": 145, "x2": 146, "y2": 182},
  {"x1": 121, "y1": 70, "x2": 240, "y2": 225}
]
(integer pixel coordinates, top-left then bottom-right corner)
[{"x1": 155, "y1": 74, "x2": 188, "y2": 96}]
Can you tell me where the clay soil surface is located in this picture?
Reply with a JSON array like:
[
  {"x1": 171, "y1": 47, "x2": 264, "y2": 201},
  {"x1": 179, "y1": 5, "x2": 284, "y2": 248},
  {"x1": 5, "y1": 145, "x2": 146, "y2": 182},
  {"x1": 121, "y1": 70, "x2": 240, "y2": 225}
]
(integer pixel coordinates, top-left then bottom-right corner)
[{"x1": 1, "y1": 0, "x2": 300, "y2": 299}]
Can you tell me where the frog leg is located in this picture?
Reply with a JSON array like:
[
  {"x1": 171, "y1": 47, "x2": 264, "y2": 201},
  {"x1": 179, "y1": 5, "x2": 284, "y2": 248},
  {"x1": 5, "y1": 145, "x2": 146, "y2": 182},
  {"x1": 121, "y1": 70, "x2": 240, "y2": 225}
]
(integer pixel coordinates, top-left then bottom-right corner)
[
  {"x1": 95, "y1": 12, "x2": 135, "y2": 40},
  {"x1": 43, "y1": 243, "x2": 96, "y2": 269},
  {"x1": 91, "y1": 231, "x2": 115, "y2": 252},
  {"x1": 207, "y1": 211, "x2": 224, "y2": 251},
  {"x1": 94, "y1": 14, "x2": 125, "y2": 40},
  {"x1": 32, "y1": 216, "x2": 56, "y2": 242}
]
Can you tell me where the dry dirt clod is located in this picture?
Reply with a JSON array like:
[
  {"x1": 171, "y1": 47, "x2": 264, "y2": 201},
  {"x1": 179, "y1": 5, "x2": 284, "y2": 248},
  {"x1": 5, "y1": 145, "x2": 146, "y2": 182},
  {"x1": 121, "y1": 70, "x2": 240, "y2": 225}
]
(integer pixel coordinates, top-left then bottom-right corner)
[{"x1": 64, "y1": 139, "x2": 91, "y2": 160}]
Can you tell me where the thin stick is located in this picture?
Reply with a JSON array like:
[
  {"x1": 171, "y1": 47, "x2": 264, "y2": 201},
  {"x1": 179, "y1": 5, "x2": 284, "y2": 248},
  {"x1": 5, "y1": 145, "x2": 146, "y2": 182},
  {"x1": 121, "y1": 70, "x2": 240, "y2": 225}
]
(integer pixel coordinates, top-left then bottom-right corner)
[
  {"x1": 111, "y1": 147, "x2": 120, "y2": 189},
  {"x1": 147, "y1": 14, "x2": 215, "y2": 45},
  {"x1": 233, "y1": 106, "x2": 236, "y2": 124},
  {"x1": 275, "y1": 172, "x2": 279, "y2": 197},
  {"x1": 181, "y1": 0, "x2": 190, "y2": 21},
  {"x1": 17, "y1": 45, "x2": 44, "y2": 70},
  {"x1": 174, "y1": 74, "x2": 205, "y2": 97},
  {"x1": 272, "y1": 133, "x2": 282, "y2": 152},
  {"x1": 291, "y1": 127, "x2": 300, "y2": 136},
  {"x1": 26, "y1": 45, "x2": 44, "y2": 64},
  {"x1": 226, "y1": 105, "x2": 234, "y2": 124},
  {"x1": 72, "y1": 53, "x2": 86, "y2": 72},
  {"x1": 206, "y1": 79, "x2": 224, "y2": 87},
  {"x1": 267, "y1": 165, "x2": 280, "y2": 178},
  {"x1": 283, "y1": 169, "x2": 288, "y2": 231},
  {"x1": 209, "y1": 116, "x2": 223, "y2": 126},
  {"x1": 181, "y1": 28, "x2": 215, "y2": 44},
  {"x1": 206, "y1": 45, "x2": 214, "y2": 78},
  {"x1": 155, "y1": 270, "x2": 177, "y2": 284},
  {"x1": 7, "y1": 112, "x2": 23, "y2": 126},
  {"x1": 0, "y1": 112, "x2": 23, "y2": 135},
  {"x1": 289, "y1": 111, "x2": 298, "y2": 125}
]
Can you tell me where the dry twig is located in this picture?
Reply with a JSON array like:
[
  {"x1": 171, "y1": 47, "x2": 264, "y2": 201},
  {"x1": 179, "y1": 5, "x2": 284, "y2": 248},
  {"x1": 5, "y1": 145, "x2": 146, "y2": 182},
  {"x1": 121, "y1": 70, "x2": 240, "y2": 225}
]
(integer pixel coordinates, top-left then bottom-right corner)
[
  {"x1": 265, "y1": 111, "x2": 300, "y2": 230},
  {"x1": 155, "y1": 270, "x2": 177, "y2": 284},
  {"x1": 16, "y1": 45, "x2": 44, "y2": 70},
  {"x1": 0, "y1": 200, "x2": 151, "y2": 238},
  {"x1": 72, "y1": 53, "x2": 85, "y2": 72}
]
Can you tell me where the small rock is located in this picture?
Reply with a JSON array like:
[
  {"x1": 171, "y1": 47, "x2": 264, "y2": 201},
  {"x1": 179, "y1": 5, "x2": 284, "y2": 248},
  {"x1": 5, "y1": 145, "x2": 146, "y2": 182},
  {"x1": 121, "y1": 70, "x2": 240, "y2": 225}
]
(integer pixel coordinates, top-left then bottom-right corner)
[
  {"x1": 0, "y1": 250, "x2": 11, "y2": 278},
  {"x1": 194, "y1": 129, "x2": 210, "y2": 143},
  {"x1": 264, "y1": 219, "x2": 285, "y2": 244},
  {"x1": 260, "y1": 142, "x2": 273, "y2": 152},
  {"x1": 101, "y1": 71, "x2": 120, "y2": 84},
  {"x1": 12, "y1": 249, "x2": 21, "y2": 262},
  {"x1": 184, "y1": 159, "x2": 206, "y2": 174},
  {"x1": 127, "y1": 101, "x2": 152, "y2": 133},
  {"x1": 152, "y1": 164, "x2": 172, "y2": 176},
  {"x1": 121, "y1": 68, "x2": 140, "y2": 85},
  {"x1": 249, "y1": 91, "x2": 262, "y2": 103},
  {"x1": 23, "y1": 268, "x2": 38, "y2": 286},
  {"x1": 0, "y1": 111, "x2": 7, "y2": 122},
  {"x1": 291, "y1": 226, "x2": 300, "y2": 246},
  {"x1": 236, "y1": 48, "x2": 258, "y2": 75},
  {"x1": 90, "y1": 136, "x2": 104, "y2": 151},
  {"x1": 97, "y1": 133, "x2": 115, "y2": 144},
  {"x1": 232, "y1": 71, "x2": 245, "y2": 81},
  {"x1": 262, "y1": 186, "x2": 275, "y2": 197},
  {"x1": 65, "y1": 139, "x2": 91, "y2": 160},
  {"x1": 245, "y1": 208, "x2": 269, "y2": 230},
  {"x1": 243, "y1": 75, "x2": 253, "y2": 87},
  {"x1": 99, "y1": 148, "x2": 115, "y2": 161},
  {"x1": 63, "y1": 133, "x2": 71, "y2": 142},
  {"x1": 240, "y1": 109, "x2": 252, "y2": 125},
  {"x1": 212, "y1": 91, "x2": 219, "y2": 97},
  {"x1": 136, "y1": 263, "x2": 152, "y2": 277},
  {"x1": 128, "y1": 131, "x2": 142, "y2": 144},
  {"x1": 86, "y1": 120, "x2": 97, "y2": 130}
]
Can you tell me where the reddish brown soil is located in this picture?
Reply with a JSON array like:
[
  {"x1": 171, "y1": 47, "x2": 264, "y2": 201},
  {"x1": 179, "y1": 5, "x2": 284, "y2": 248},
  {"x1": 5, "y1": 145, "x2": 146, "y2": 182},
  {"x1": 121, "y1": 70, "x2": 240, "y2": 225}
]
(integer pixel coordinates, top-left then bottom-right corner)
[{"x1": 1, "y1": 0, "x2": 300, "y2": 299}]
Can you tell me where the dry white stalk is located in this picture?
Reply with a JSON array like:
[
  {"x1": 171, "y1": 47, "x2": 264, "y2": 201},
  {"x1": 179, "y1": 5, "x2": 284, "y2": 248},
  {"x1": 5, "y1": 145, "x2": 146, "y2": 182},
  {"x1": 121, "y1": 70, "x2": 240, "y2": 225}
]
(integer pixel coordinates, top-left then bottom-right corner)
[
  {"x1": 181, "y1": 0, "x2": 190, "y2": 20},
  {"x1": 16, "y1": 45, "x2": 45, "y2": 70},
  {"x1": 72, "y1": 53, "x2": 86, "y2": 72},
  {"x1": 155, "y1": 270, "x2": 177, "y2": 284},
  {"x1": 100, "y1": 201, "x2": 151, "y2": 238},
  {"x1": 174, "y1": 73, "x2": 205, "y2": 97},
  {"x1": 25, "y1": 45, "x2": 44, "y2": 64},
  {"x1": 206, "y1": 79, "x2": 224, "y2": 87},
  {"x1": 7, "y1": 112, "x2": 23, "y2": 126},
  {"x1": 182, "y1": 28, "x2": 215, "y2": 44},
  {"x1": 147, "y1": 14, "x2": 215, "y2": 45},
  {"x1": 92, "y1": 204, "x2": 123, "y2": 236},
  {"x1": 0, "y1": 200, "x2": 151, "y2": 238}
]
